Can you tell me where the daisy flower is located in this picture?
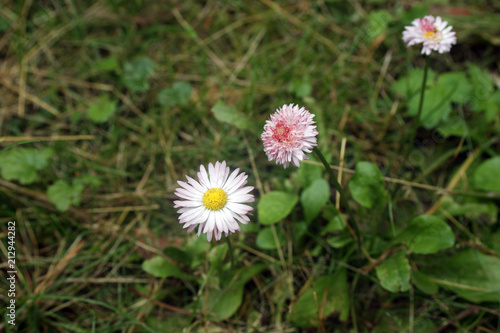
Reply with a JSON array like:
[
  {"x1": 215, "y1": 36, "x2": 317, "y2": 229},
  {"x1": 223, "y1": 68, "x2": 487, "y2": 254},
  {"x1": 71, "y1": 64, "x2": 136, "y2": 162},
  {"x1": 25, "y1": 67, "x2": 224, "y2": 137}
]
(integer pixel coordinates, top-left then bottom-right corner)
[
  {"x1": 174, "y1": 161, "x2": 254, "y2": 242},
  {"x1": 261, "y1": 103, "x2": 319, "y2": 168},
  {"x1": 402, "y1": 15, "x2": 457, "y2": 55}
]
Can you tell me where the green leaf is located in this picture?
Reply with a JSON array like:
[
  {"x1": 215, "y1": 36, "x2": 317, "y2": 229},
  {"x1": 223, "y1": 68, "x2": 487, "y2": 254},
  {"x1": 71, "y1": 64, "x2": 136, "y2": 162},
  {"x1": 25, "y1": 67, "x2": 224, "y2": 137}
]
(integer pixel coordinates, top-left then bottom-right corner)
[
  {"x1": 73, "y1": 175, "x2": 101, "y2": 188},
  {"x1": 375, "y1": 250, "x2": 410, "y2": 293},
  {"x1": 211, "y1": 101, "x2": 249, "y2": 130},
  {"x1": 163, "y1": 246, "x2": 192, "y2": 266},
  {"x1": 208, "y1": 264, "x2": 266, "y2": 321},
  {"x1": 208, "y1": 243, "x2": 228, "y2": 266},
  {"x1": 468, "y1": 63, "x2": 493, "y2": 112},
  {"x1": 436, "y1": 72, "x2": 472, "y2": 104},
  {"x1": 424, "y1": 250, "x2": 500, "y2": 303},
  {"x1": 289, "y1": 268, "x2": 349, "y2": 327},
  {"x1": 439, "y1": 195, "x2": 497, "y2": 223},
  {"x1": 95, "y1": 56, "x2": 119, "y2": 72},
  {"x1": 258, "y1": 191, "x2": 298, "y2": 225},
  {"x1": 142, "y1": 256, "x2": 186, "y2": 279},
  {"x1": 411, "y1": 270, "x2": 438, "y2": 295},
  {"x1": 322, "y1": 203, "x2": 346, "y2": 233},
  {"x1": 157, "y1": 81, "x2": 192, "y2": 107},
  {"x1": 407, "y1": 85, "x2": 451, "y2": 129},
  {"x1": 209, "y1": 283, "x2": 244, "y2": 321},
  {"x1": 398, "y1": 215, "x2": 454, "y2": 254},
  {"x1": 47, "y1": 180, "x2": 84, "y2": 211},
  {"x1": 121, "y1": 57, "x2": 155, "y2": 92},
  {"x1": 365, "y1": 10, "x2": 391, "y2": 41},
  {"x1": 326, "y1": 234, "x2": 353, "y2": 249},
  {"x1": 256, "y1": 227, "x2": 286, "y2": 250},
  {"x1": 481, "y1": 90, "x2": 500, "y2": 121},
  {"x1": 298, "y1": 159, "x2": 322, "y2": 188},
  {"x1": 436, "y1": 118, "x2": 466, "y2": 137},
  {"x1": 391, "y1": 68, "x2": 436, "y2": 98},
  {"x1": 472, "y1": 156, "x2": 500, "y2": 191},
  {"x1": 348, "y1": 161, "x2": 387, "y2": 209},
  {"x1": 300, "y1": 178, "x2": 330, "y2": 223},
  {"x1": 0, "y1": 147, "x2": 54, "y2": 184},
  {"x1": 87, "y1": 95, "x2": 117, "y2": 123},
  {"x1": 185, "y1": 236, "x2": 208, "y2": 269}
]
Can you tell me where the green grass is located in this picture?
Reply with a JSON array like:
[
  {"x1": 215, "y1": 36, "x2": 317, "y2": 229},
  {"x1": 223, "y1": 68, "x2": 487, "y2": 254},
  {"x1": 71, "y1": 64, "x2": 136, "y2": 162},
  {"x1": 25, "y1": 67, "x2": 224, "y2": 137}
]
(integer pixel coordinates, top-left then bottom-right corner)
[{"x1": 1, "y1": 0, "x2": 500, "y2": 332}]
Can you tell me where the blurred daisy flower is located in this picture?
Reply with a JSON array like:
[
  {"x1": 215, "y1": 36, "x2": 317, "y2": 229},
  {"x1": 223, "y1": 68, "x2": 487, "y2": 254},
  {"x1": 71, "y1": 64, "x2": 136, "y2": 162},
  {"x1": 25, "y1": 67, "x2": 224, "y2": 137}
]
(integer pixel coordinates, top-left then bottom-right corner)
[
  {"x1": 402, "y1": 15, "x2": 457, "y2": 55},
  {"x1": 261, "y1": 103, "x2": 319, "y2": 168},
  {"x1": 174, "y1": 161, "x2": 254, "y2": 242}
]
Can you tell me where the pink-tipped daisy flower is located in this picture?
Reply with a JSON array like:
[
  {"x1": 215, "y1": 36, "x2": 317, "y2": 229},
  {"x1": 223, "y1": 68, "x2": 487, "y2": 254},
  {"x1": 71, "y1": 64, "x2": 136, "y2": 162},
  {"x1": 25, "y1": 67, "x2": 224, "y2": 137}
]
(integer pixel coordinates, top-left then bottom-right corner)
[
  {"x1": 174, "y1": 161, "x2": 254, "y2": 242},
  {"x1": 402, "y1": 15, "x2": 457, "y2": 55},
  {"x1": 261, "y1": 103, "x2": 319, "y2": 168}
]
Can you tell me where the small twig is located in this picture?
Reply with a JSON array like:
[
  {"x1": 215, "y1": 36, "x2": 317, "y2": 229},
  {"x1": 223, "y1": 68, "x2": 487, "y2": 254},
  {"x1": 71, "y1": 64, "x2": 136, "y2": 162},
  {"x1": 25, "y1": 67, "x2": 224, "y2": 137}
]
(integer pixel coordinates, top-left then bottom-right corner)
[
  {"x1": 362, "y1": 247, "x2": 398, "y2": 273},
  {"x1": 0, "y1": 135, "x2": 95, "y2": 142},
  {"x1": 88, "y1": 205, "x2": 159, "y2": 213},
  {"x1": 303, "y1": 160, "x2": 500, "y2": 200}
]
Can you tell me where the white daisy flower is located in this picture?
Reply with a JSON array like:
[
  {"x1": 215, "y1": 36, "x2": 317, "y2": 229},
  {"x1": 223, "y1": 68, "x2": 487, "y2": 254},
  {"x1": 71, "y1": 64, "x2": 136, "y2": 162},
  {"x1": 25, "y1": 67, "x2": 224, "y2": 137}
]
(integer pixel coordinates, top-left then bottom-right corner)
[
  {"x1": 402, "y1": 15, "x2": 457, "y2": 55},
  {"x1": 173, "y1": 161, "x2": 254, "y2": 242}
]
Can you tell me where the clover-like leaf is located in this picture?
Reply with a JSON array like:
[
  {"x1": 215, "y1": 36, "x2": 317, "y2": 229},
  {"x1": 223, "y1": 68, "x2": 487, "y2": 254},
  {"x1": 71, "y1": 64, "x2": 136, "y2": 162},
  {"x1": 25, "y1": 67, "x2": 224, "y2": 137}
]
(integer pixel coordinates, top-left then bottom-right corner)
[{"x1": 0, "y1": 147, "x2": 54, "y2": 184}]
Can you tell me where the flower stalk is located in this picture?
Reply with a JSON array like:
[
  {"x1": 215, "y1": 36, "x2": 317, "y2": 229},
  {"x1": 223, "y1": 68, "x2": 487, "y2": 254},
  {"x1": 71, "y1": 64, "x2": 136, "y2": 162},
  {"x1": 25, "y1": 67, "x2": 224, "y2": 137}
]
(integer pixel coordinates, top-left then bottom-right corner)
[
  {"x1": 312, "y1": 146, "x2": 361, "y2": 247},
  {"x1": 401, "y1": 56, "x2": 429, "y2": 172}
]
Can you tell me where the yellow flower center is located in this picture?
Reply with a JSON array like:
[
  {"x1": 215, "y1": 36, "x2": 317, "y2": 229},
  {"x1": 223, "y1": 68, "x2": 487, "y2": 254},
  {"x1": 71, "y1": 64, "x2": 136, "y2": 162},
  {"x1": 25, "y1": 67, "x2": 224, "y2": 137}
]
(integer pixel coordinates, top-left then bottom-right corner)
[
  {"x1": 202, "y1": 188, "x2": 227, "y2": 211},
  {"x1": 424, "y1": 30, "x2": 438, "y2": 40}
]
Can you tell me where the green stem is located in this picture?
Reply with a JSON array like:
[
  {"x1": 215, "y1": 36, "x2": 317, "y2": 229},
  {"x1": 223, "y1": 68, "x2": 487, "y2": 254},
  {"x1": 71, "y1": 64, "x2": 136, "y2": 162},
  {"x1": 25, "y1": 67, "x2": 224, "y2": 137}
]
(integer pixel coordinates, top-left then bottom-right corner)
[
  {"x1": 312, "y1": 147, "x2": 360, "y2": 246},
  {"x1": 225, "y1": 236, "x2": 235, "y2": 268},
  {"x1": 401, "y1": 56, "x2": 429, "y2": 173},
  {"x1": 0, "y1": 140, "x2": 39, "y2": 155}
]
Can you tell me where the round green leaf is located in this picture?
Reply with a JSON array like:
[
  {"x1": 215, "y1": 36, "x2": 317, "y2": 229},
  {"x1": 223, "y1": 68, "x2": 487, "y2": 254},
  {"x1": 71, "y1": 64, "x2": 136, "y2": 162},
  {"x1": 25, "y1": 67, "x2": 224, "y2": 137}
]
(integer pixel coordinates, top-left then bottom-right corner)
[
  {"x1": 209, "y1": 283, "x2": 244, "y2": 321},
  {"x1": 298, "y1": 159, "x2": 322, "y2": 188},
  {"x1": 398, "y1": 215, "x2": 454, "y2": 254},
  {"x1": 300, "y1": 178, "x2": 330, "y2": 223},
  {"x1": 47, "y1": 180, "x2": 84, "y2": 212},
  {"x1": 472, "y1": 156, "x2": 500, "y2": 191},
  {"x1": 256, "y1": 227, "x2": 286, "y2": 250},
  {"x1": 121, "y1": 57, "x2": 156, "y2": 92},
  {"x1": 211, "y1": 100, "x2": 249, "y2": 130},
  {"x1": 407, "y1": 85, "x2": 451, "y2": 129},
  {"x1": 87, "y1": 95, "x2": 117, "y2": 123},
  {"x1": 375, "y1": 250, "x2": 410, "y2": 293},
  {"x1": 436, "y1": 72, "x2": 472, "y2": 104},
  {"x1": 258, "y1": 191, "x2": 298, "y2": 225},
  {"x1": 157, "y1": 81, "x2": 192, "y2": 107},
  {"x1": 207, "y1": 264, "x2": 266, "y2": 321},
  {"x1": 348, "y1": 161, "x2": 387, "y2": 209},
  {"x1": 142, "y1": 256, "x2": 186, "y2": 279}
]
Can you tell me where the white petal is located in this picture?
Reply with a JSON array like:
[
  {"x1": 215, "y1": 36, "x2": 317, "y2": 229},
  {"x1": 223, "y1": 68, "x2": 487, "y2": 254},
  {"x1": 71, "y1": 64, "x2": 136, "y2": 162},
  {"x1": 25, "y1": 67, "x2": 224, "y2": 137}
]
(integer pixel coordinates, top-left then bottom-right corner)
[
  {"x1": 222, "y1": 168, "x2": 240, "y2": 191},
  {"x1": 186, "y1": 175, "x2": 207, "y2": 193},
  {"x1": 226, "y1": 202, "x2": 253, "y2": 215},
  {"x1": 174, "y1": 200, "x2": 203, "y2": 208},
  {"x1": 175, "y1": 188, "x2": 200, "y2": 200},
  {"x1": 179, "y1": 206, "x2": 206, "y2": 223},
  {"x1": 197, "y1": 165, "x2": 211, "y2": 189},
  {"x1": 177, "y1": 180, "x2": 204, "y2": 196},
  {"x1": 208, "y1": 163, "x2": 216, "y2": 188},
  {"x1": 203, "y1": 211, "x2": 216, "y2": 234}
]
